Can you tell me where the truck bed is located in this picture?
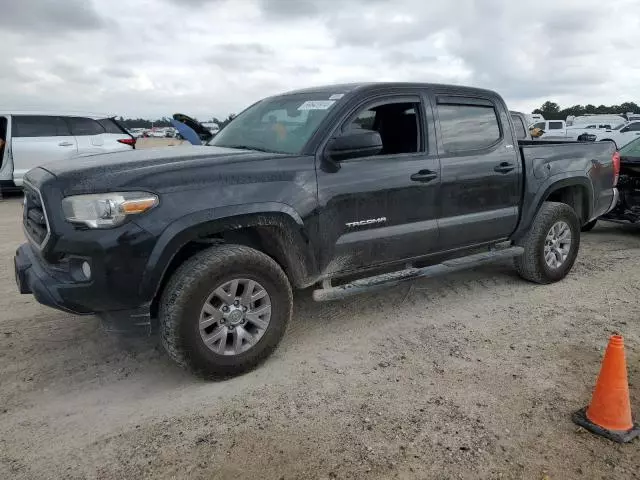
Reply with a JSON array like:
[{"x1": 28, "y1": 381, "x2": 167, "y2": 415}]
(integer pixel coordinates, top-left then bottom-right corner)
[{"x1": 512, "y1": 139, "x2": 617, "y2": 240}]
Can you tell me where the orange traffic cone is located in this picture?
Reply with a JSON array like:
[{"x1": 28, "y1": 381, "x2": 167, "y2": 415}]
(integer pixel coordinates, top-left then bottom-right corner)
[{"x1": 573, "y1": 335, "x2": 639, "y2": 443}]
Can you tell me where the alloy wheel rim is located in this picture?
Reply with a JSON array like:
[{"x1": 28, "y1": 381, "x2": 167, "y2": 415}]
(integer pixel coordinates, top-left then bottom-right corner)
[
  {"x1": 544, "y1": 221, "x2": 572, "y2": 269},
  {"x1": 199, "y1": 278, "x2": 272, "y2": 356}
]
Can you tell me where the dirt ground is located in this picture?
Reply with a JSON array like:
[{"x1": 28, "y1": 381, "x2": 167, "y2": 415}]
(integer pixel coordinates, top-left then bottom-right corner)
[
  {"x1": 136, "y1": 137, "x2": 187, "y2": 149},
  {"x1": 1, "y1": 194, "x2": 639, "y2": 480}
]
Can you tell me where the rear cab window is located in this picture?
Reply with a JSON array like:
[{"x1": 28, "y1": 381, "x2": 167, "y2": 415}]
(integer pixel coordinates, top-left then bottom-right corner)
[
  {"x1": 436, "y1": 98, "x2": 502, "y2": 152},
  {"x1": 548, "y1": 121, "x2": 564, "y2": 130},
  {"x1": 67, "y1": 117, "x2": 105, "y2": 136},
  {"x1": 510, "y1": 114, "x2": 527, "y2": 140},
  {"x1": 12, "y1": 116, "x2": 71, "y2": 137}
]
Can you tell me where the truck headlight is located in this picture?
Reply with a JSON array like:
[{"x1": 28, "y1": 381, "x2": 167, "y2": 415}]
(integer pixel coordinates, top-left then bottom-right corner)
[{"x1": 61, "y1": 192, "x2": 158, "y2": 229}]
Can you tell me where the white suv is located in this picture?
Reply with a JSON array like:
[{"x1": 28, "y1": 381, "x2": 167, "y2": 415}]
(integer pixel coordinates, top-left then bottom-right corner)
[{"x1": 0, "y1": 112, "x2": 135, "y2": 189}]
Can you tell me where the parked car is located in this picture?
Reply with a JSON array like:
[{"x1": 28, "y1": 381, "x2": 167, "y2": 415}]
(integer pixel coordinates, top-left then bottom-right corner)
[
  {"x1": 593, "y1": 120, "x2": 640, "y2": 149},
  {"x1": 129, "y1": 128, "x2": 147, "y2": 139},
  {"x1": 0, "y1": 112, "x2": 135, "y2": 189},
  {"x1": 585, "y1": 136, "x2": 640, "y2": 229},
  {"x1": 531, "y1": 118, "x2": 627, "y2": 142},
  {"x1": 566, "y1": 114, "x2": 626, "y2": 128},
  {"x1": 531, "y1": 120, "x2": 567, "y2": 138},
  {"x1": 14, "y1": 82, "x2": 618, "y2": 377},
  {"x1": 511, "y1": 112, "x2": 594, "y2": 142},
  {"x1": 510, "y1": 111, "x2": 538, "y2": 140}
]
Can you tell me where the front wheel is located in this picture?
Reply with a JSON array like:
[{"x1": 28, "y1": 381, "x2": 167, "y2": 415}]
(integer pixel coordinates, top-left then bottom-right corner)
[
  {"x1": 159, "y1": 244, "x2": 293, "y2": 378},
  {"x1": 515, "y1": 202, "x2": 580, "y2": 284}
]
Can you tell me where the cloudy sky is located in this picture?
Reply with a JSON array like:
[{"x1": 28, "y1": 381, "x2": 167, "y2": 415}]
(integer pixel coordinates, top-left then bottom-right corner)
[{"x1": 2, "y1": 0, "x2": 639, "y2": 120}]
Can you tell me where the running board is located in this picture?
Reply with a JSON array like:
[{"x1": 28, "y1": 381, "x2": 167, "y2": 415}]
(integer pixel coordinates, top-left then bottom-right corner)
[{"x1": 312, "y1": 246, "x2": 524, "y2": 302}]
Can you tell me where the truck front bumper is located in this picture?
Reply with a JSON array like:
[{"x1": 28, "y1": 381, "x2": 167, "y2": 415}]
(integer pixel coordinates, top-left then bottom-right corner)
[
  {"x1": 14, "y1": 243, "x2": 152, "y2": 333},
  {"x1": 14, "y1": 243, "x2": 94, "y2": 315}
]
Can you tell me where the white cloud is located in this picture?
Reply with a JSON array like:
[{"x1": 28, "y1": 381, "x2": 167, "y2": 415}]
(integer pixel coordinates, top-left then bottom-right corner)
[{"x1": 1, "y1": 0, "x2": 639, "y2": 119}]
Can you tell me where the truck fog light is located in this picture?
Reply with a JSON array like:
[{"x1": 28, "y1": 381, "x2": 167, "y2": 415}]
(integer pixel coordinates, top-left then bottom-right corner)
[{"x1": 82, "y1": 261, "x2": 92, "y2": 280}]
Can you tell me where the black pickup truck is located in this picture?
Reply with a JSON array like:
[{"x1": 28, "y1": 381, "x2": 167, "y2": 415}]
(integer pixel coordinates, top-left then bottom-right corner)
[{"x1": 14, "y1": 82, "x2": 619, "y2": 377}]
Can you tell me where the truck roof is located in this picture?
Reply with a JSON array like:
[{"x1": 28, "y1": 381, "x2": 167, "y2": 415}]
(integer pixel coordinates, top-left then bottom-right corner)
[
  {"x1": 277, "y1": 82, "x2": 500, "y2": 98},
  {"x1": 0, "y1": 110, "x2": 114, "y2": 119}
]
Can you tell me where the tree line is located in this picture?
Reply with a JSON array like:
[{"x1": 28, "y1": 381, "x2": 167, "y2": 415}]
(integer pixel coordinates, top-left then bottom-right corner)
[
  {"x1": 533, "y1": 101, "x2": 640, "y2": 120},
  {"x1": 117, "y1": 114, "x2": 236, "y2": 130}
]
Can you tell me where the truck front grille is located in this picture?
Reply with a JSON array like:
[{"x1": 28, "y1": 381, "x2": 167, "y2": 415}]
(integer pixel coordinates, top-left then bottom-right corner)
[{"x1": 23, "y1": 183, "x2": 50, "y2": 247}]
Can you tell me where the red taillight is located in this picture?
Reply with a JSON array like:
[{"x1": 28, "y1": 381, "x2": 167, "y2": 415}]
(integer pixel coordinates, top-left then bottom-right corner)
[
  {"x1": 118, "y1": 138, "x2": 136, "y2": 148},
  {"x1": 612, "y1": 151, "x2": 620, "y2": 186}
]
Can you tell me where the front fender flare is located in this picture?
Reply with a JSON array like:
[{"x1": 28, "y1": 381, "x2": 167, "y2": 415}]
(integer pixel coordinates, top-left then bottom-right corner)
[{"x1": 139, "y1": 202, "x2": 312, "y2": 300}]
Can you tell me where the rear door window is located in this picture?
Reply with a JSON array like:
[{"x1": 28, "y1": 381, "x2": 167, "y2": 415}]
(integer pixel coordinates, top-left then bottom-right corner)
[
  {"x1": 437, "y1": 102, "x2": 501, "y2": 152},
  {"x1": 12, "y1": 116, "x2": 71, "y2": 137},
  {"x1": 67, "y1": 117, "x2": 105, "y2": 136},
  {"x1": 548, "y1": 121, "x2": 564, "y2": 130}
]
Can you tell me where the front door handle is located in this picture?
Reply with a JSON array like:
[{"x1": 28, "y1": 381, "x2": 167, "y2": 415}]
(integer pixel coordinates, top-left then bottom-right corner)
[
  {"x1": 58, "y1": 141, "x2": 74, "y2": 147},
  {"x1": 410, "y1": 170, "x2": 438, "y2": 182},
  {"x1": 494, "y1": 162, "x2": 515, "y2": 173}
]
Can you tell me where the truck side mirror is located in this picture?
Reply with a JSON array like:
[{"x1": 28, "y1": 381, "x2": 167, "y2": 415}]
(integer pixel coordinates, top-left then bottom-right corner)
[{"x1": 327, "y1": 129, "x2": 383, "y2": 161}]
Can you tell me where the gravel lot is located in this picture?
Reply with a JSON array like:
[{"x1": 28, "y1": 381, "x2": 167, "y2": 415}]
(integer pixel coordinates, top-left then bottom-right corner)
[{"x1": 1, "y1": 193, "x2": 639, "y2": 480}]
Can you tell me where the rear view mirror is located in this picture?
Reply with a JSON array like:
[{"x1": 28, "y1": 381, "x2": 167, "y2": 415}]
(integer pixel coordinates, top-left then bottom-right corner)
[{"x1": 327, "y1": 129, "x2": 383, "y2": 160}]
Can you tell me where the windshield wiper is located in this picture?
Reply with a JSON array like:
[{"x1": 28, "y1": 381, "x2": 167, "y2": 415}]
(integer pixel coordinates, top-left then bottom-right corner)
[{"x1": 217, "y1": 144, "x2": 279, "y2": 153}]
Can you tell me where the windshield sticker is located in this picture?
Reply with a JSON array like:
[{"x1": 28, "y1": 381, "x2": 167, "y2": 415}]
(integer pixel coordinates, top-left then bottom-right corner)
[
  {"x1": 298, "y1": 100, "x2": 336, "y2": 111},
  {"x1": 329, "y1": 93, "x2": 345, "y2": 100}
]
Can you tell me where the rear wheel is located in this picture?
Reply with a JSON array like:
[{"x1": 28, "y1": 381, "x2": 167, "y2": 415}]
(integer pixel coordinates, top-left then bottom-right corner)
[
  {"x1": 159, "y1": 244, "x2": 292, "y2": 378},
  {"x1": 515, "y1": 202, "x2": 580, "y2": 284}
]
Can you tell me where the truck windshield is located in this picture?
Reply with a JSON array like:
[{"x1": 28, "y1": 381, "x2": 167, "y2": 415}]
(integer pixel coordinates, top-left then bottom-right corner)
[{"x1": 209, "y1": 93, "x2": 343, "y2": 154}]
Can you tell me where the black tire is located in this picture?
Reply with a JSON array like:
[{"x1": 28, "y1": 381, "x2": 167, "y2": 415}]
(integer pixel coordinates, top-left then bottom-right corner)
[
  {"x1": 515, "y1": 201, "x2": 580, "y2": 284},
  {"x1": 581, "y1": 219, "x2": 598, "y2": 232},
  {"x1": 159, "y1": 244, "x2": 292, "y2": 378}
]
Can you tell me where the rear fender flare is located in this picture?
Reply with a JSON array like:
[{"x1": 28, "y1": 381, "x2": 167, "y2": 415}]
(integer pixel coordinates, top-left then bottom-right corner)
[
  {"x1": 139, "y1": 202, "x2": 314, "y2": 299},
  {"x1": 513, "y1": 174, "x2": 593, "y2": 241}
]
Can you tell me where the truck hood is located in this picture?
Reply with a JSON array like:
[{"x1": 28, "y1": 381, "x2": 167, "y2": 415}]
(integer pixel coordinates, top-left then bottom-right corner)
[{"x1": 38, "y1": 145, "x2": 281, "y2": 195}]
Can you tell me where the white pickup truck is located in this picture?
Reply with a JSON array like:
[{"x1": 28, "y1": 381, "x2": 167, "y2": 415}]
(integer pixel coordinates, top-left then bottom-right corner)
[
  {"x1": 593, "y1": 121, "x2": 640, "y2": 149},
  {"x1": 0, "y1": 111, "x2": 135, "y2": 190},
  {"x1": 531, "y1": 117, "x2": 632, "y2": 143}
]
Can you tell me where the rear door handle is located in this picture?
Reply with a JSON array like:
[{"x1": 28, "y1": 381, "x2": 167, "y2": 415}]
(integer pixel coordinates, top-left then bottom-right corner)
[
  {"x1": 410, "y1": 170, "x2": 438, "y2": 182},
  {"x1": 494, "y1": 162, "x2": 515, "y2": 173},
  {"x1": 58, "y1": 141, "x2": 74, "y2": 147}
]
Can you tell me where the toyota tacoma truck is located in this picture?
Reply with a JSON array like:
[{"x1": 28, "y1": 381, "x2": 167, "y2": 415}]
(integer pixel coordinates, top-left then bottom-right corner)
[{"x1": 14, "y1": 82, "x2": 619, "y2": 377}]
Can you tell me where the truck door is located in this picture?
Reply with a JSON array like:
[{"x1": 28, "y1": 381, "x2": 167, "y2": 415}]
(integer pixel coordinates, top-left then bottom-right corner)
[
  {"x1": 316, "y1": 93, "x2": 441, "y2": 276},
  {"x1": 434, "y1": 95, "x2": 521, "y2": 250},
  {"x1": 10, "y1": 115, "x2": 78, "y2": 186}
]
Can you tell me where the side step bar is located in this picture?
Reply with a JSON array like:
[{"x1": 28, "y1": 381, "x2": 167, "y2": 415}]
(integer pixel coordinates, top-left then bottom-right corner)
[{"x1": 312, "y1": 246, "x2": 524, "y2": 302}]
